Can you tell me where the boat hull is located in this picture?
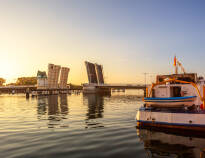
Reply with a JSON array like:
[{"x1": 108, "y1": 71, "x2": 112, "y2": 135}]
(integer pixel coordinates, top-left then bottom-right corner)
[
  {"x1": 136, "y1": 108, "x2": 205, "y2": 131},
  {"x1": 144, "y1": 96, "x2": 196, "y2": 108}
]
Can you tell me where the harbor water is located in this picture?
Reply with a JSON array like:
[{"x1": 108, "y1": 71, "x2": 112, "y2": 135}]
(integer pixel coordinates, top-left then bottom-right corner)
[{"x1": 0, "y1": 90, "x2": 205, "y2": 158}]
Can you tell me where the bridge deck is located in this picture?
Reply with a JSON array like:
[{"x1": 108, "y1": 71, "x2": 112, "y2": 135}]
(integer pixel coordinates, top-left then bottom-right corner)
[{"x1": 84, "y1": 84, "x2": 146, "y2": 89}]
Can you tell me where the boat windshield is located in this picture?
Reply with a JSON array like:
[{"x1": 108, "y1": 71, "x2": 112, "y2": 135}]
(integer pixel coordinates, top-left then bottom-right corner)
[{"x1": 156, "y1": 73, "x2": 197, "y2": 84}]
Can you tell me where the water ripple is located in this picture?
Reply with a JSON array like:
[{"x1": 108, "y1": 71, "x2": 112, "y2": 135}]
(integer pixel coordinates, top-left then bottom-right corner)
[{"x1": 1, "y1": 92, "x2": 203, "y2": 158}]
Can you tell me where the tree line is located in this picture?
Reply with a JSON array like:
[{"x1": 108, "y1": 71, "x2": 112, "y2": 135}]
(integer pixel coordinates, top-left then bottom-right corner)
[{"x1": 0, "y1": 77, "x2": 37, "y2": 86}]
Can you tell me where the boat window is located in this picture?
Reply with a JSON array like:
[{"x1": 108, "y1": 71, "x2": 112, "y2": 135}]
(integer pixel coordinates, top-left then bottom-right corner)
[
  {"x1": 159, "y1": 86, "x2": 167, "y2": 88},
  {"x1": 156, "y1": 73, "x2": 197, "y2": 83},
  {"x1": 177, "y1": 77, "x2": 195, "y2": 83},
  {"x1": 170, "y1": 86, "x2": 181, "y2": 97}
]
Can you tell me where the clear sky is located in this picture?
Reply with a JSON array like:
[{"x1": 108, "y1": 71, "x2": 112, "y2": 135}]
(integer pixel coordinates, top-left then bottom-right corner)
[{"x1": 0, "y1": 0, "x2": 205, "y2": 84}]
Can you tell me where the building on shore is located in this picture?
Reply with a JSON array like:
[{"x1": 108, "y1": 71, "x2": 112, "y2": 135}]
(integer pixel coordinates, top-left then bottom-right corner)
[
  {"x1": 37, "y1": 71, "x2": 48, "y2": 89},
  {"x1": 37, "y1": 63, "x2": 70, "y2": 89},
  {"x1": 47, "y1": 64, "x2": 61, "y2": 89},
  {"x1": 59, "y1": 67, "x2": 70, "y2": 89}
]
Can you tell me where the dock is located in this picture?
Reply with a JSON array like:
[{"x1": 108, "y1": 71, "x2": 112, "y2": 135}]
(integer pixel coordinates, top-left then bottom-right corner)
[{"x1": 0, "y1": 85, "x2": 82, "y2": 97}]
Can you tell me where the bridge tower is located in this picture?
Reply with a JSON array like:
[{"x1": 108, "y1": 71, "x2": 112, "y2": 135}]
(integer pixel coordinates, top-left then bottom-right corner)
[{"x1": 83, "y1": 61, "x2": 110, "y2": 94}]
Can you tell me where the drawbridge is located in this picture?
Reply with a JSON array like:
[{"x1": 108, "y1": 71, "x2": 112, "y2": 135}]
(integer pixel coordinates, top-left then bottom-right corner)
[{"x1": 84, "y1": 61, "x2": 146, "y2": 93}]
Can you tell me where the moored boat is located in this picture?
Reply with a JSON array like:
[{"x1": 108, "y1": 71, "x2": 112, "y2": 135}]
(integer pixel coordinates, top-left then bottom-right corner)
[
  {"x1": 144, "y1": 72, "x2": 204, "y2": 108},
  {"x1": 136, "y1": 56, "x2": 205, "y2": 131}
]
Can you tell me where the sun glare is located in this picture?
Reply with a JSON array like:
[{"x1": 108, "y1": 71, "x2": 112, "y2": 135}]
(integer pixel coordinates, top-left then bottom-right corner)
[{"x1": 0, "y1": 59, "x2": 17, "y2": 83}]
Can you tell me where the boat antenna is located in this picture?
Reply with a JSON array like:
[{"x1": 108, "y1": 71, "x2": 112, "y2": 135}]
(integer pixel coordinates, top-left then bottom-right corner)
[{"x1": 177, "y1": 60, "x2": 186, "y2": 74}]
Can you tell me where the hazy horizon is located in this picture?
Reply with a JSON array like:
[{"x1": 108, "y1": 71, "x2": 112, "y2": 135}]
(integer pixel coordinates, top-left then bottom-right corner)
[{"x1": 1, "y1": 0, "x2": 205, "y2": 84}]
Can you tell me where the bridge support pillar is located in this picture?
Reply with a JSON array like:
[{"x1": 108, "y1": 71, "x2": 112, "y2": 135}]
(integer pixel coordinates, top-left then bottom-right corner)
[
  {"x1": 83, "y1": 84, "x2": 111, "y2": 94},
  {"x1": 26, "y1": 88, "x2": 30, "y2": 99}
]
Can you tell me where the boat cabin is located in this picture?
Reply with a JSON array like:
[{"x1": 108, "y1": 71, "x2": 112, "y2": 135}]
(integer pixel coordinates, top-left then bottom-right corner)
[
  {"x1": 145, "y1": 73, "x2": 205, "y2": 107},
  {"x1": 153, "y1": 84, "x2": 196, "y2": 98},
  {"x1": 152, "y1": 73, "x2": 198, "y2": 98}
]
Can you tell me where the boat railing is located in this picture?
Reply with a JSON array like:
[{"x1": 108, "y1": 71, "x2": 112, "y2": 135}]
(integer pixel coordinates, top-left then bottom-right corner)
[{"x1": 146, "y1": 78, "x2": 205, "y2": 108}]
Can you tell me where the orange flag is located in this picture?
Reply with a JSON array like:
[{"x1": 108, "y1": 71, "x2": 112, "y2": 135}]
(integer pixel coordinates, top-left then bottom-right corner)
[{"x1": 174, "y1": 56, "x2": 177, "y2": 66}]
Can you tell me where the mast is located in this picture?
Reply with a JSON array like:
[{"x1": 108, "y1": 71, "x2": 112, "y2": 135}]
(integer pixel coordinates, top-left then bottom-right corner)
[{"x1": 175, "y1": 64, "x2": 178, "y2": 74}]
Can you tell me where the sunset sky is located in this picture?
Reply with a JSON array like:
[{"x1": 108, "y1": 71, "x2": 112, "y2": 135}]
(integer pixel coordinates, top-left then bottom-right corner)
[{"x1": 0, "y1": 0, "x2": 205, "y2": 84}]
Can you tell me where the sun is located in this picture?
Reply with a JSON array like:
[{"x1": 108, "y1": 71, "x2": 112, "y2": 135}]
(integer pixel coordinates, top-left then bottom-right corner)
[{"x1": 0, "y1": 59, "x2": 18, "y2": 83}]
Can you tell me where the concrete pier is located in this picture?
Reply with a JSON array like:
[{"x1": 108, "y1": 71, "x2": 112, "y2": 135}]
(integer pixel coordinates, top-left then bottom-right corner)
[{"x1": 26, "y1": 88, "x2": 30, "y2": 99}]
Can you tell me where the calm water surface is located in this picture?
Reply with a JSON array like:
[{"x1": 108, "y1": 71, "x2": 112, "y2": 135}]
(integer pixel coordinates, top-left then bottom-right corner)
[{"x1": 0, "y1": 91, "x2": 205, "y2": 158}]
